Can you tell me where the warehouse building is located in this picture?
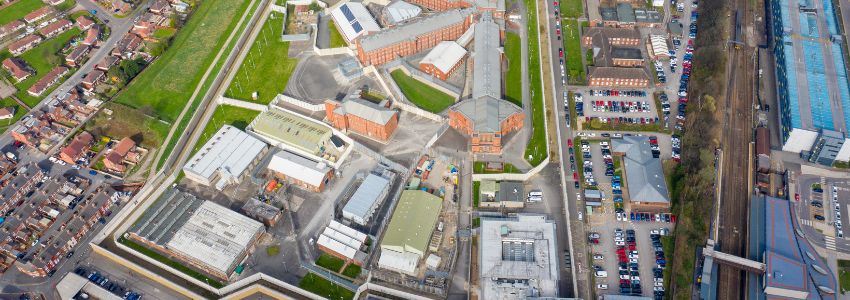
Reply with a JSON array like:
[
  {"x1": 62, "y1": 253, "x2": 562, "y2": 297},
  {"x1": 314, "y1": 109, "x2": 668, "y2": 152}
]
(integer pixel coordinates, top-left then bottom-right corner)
[
  {"x1": 128, "y1": 189, "x2": 264, "y2": 281},
  {"x1": 356, "y1": 8, "x2": 474, "y2": 66},
  {"x1": 342, "y1": 173, "x2": 392, "y2": 226},
  {"x1": 266, "y1": 150, "x2": 333, "y2": 192},
  {"x1": 772, "y1": 0, "x2": 850, "y2": 162},
  {"x1": 447, "y1": 12, "x2": 524, "y2": 154},
  {"x1": 612, "y1": 136, "x2": 670, "y2": 212},
  {"x1": 419, "y1": 41, "x2": 467, "y2": 80},
  {"x1": 379, "y1": 190, "x2": 443, "y2": 275},
  {"x1": 383, "y1": 0, "x2": 422, "y2": 25},
  {"x1": 250, "y1": 106, "x2": 346, "y2": 164},
  {"x1": 479, "y1": 214, "x2": 558, "y2": 299},
  {"x1": 324, "y1": 96, "x2": 399, "y2": 142},
  {"x1": 317, "y1": 220, "x2": 368, "y2": 265},
  {"x1": 331, "y1": 2, "x2": 381, "y2": 44},
  {"x1": 183, "y1": 125, "x2": 268, "y2": 190}
]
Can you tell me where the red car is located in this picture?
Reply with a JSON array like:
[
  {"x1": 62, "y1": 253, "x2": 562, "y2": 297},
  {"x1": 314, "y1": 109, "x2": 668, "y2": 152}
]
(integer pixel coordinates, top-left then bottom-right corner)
[
  {"x1": 553, "y1": 1, "x2": 559, "y2": 5},
  {"x1": 573, "y1": 172, "x2": 578, "y2": 180},
  {"x1": 795, "y1": 193, "x2": 800, "y2": 201},
  {"x1": 671, "y1": 215, "x2": 677, "y2": 223},
  {"x1": 559, "y1": 49, "x2": 564, "y2": 58},
  {"x1": 568, "y1": 139, "x2": 573, "y2": 147}
]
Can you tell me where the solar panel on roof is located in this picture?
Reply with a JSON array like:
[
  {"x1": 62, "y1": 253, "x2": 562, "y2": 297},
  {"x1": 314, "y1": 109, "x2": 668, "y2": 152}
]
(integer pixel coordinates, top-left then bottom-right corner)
[
  {"x1": 341, "y1": 5, "x2": 356, "y2": 22},
  {"x1": 352, "y1": 21, "x2": 363, "y2": 33}
]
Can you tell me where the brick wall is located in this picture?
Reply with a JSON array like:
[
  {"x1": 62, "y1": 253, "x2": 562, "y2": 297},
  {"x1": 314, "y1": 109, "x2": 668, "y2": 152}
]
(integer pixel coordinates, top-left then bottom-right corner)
[{"x1": 357, "y1": 18, "x2": 471, "y2": 66}]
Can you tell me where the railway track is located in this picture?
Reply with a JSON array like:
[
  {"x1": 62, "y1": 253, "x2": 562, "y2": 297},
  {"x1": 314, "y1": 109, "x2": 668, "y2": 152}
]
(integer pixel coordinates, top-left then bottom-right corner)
[{"x1": 715, "y1": 0, "x2": 756, "y2": 297}]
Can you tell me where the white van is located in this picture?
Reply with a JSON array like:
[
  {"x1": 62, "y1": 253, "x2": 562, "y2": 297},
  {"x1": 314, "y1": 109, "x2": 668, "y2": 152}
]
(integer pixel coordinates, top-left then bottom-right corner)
[
  {"x1": 528, "y1": 191, "x2": 543, "y2": 198},
  {"x1": 595, "y1": 271, "x2": 608, "y2": 278},
  {"x1": 527, "y1": 196, "x2": 543, "y2": 202}
]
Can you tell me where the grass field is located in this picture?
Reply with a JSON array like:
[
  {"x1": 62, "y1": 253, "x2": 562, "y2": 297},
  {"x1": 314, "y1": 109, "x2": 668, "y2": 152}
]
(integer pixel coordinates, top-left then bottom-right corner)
[
  {"x1": 523, "y1": 0, "x2": 547, "y2": 166},
  {"x1": 316, "y1": 253, "x2": 345, "y2": 272},
  {"x1": 0, "y1": 98, "x2": 27, "y2": 133},
  {"x1": 0, "y1": 0, "x2": 45, "y2": 25},
  {"x1": 559, "y1": 0, "x2": 583, "y2": 18},
  {"x1": 85, "y1": 103, "x2": 170, "y2": 149},
  {"x1": 191, "y1": 105, "x2": 260, "y2": 154},
  {"x1": 504, "y1": 32, "x2": 523, "y2": 107},
  {"x1": 840, "y1": 260, "x2": 850, "y2": 292},
  {"x1": 119, "y1": 237, "x2": 224, "y2": 288},
  {"x1": 15, "y1": 28, "x2": 81, "y2": 107},
  {"x1": 473, "y1": 181, "x2": 480, "y2": 207},
  {"x1": 390, "y1": 69, "x2": 455, "y2": 113},
  {"x1": 473, "y1": 161, "x2": 521, "y2": 174},
  {"x1": 561, "y1": 19, "x2": 585, "y2": 85},
  {"x1": 113, "y1": 0, "x2": 253, "y2": 122},
  {"x1": 224, "y1": 12, "x2": 297, "y2": 105},
  {"x1": 341, "y1": 264, "x2": 361, "y2": 279},
  {"x1": 328, "y1": 19, "x2": 347, "y2": 48},
  {"x1": 298, "y1": 273, "x2": 354, "y2": 300}
]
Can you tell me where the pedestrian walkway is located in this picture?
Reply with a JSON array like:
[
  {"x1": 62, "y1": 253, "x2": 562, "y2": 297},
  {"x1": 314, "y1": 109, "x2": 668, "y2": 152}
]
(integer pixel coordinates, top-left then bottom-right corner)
[
  {"x1": 800, "y1": 218, "x2": 813, "y2": 226},
  {"x1": 825, "y1": 235, "x2": 837, "y2": 250}
]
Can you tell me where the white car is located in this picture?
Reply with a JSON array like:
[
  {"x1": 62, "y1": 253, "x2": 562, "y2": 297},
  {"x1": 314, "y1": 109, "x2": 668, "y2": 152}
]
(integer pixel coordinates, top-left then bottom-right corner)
[
  {"x1": 593, "y1": 254, "x2": 604, "y2": 260},
  {"x1": 650, "y1": 229, "x2": 660, "y2": 235},
  {"x1": 588, "y1": 133, "x2": 597, "y2": 137},
  {"x1": 578, "y1": 212, "x2": 583, "y2": 220},
  {"x1": 48, "y1": 157, "x2": 57, "y2": 163},
  {"x1": 72, "y1": 165, "x2": 81, "y2": 170},
  {"x1": 58, "y1": 160, "x2": 67, "y2": 166},
  {"x1": 655, "y1": 286, "x2": 665, "y2": 292},
  {"x1": 616, "y1": 241, "x2": 625, "y2": 246},
  {"x1": 595, "y1": 271, "x2": 608, "y2": 278},
  {"x1": 613, "y1": 133, "x2": 623, "y2": 138},
  {"x1": 597, "y1": 284, "x2": 608, "y2": 290},
  {"x1": 630, "y1": 258, "x2": 639, "y2": 263},
  {"x1": 615, "y1": 237, "x2": 625, "y2": 242},
  {"x1": 655, "y1": 281, "x2": 664, "y2": 287},
  {"x1": 619, "y1": 275, "x2": 630, "y2": 280}
]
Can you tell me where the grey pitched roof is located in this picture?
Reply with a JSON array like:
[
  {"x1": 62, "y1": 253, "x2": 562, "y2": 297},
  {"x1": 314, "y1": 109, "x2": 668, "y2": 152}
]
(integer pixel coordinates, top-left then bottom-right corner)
[
  {"x1": 616, "y1": 4, "x2": 636, "y2": 23},
  {"x1": 359, "y1": 8, "x2": 474, "y2": 53},
  {"x1": 336, "y1": 98, "x2": 397, "y2": 125},
  {"x1": 472, "y1": 12, "x2": 501, "y2": 100},
  {"x1": 612, "y1": 136, "x2": 670, "y2": 204},
  {"x1": 452, "y1": 96, "x2": 522, "y2": 132},
  {"x1": 600, "y1": 7, "x2": 618, "y2": 21}
]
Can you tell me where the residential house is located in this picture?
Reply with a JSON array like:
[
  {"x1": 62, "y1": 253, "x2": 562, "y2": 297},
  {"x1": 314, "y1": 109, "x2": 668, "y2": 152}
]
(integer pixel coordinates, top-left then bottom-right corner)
[
  {"x1": 2, "y1": 58, "x2": 33, "y2": 82},
  {"x1": 150, "y1": 0, "x2": 173, "y2": 14},
  {"x1": 103, "y1": 137, "x2": 135, "y2": 173},
  {"x1": 8, "y1": 35, "x2": 43, "y2": 56},
  {"x1": 0, "y1": 107, "x2": 15, "y2": 120},
  {"x1": 95, "y1": 56, "x2": 119, "y2": 71},
  {"x1": 38, "y1": 19, "x2": 73, "y2": 39},
  {"x1": 112, "y1": 34, "x2": 142, "y2": 57},
  {"x1": 81, "y1": 26, "x2": 99, "y2": 46},
  {"x1": 65, "y1": 45, "x2": 90, "y2": 67},
  {"x1": 0, "y1": 21, "x2": 26, "y2": 39},
  {"x1": 59, "y1": 132, "x2": 93, "y2": 164},
  {"x1": 81, "y1": 70, "x2": 105, "y2": 91},
  {"x1": 27, "y1": 66, "x2": 68, "y2": 96},
  {"x1": 76, "y1": 16, "x2": 95, "y2": 30},
  {"x1": 23, "y1": 6, "x2": 56, "y2": 24}
]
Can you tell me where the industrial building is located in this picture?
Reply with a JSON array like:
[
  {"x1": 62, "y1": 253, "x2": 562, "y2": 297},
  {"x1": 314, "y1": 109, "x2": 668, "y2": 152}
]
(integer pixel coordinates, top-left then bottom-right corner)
[
  {"x1": 356, "y1": 8, "x2": 474, "y2": 66},
  {"x1": 594, "y1": 3, "x2": 663, "y2": 28},
  {"x1": 479, "y1": 214, "x2": 559, "y2": 299},
  {"x1": 448, "y1": 13, "x2": 524, "y2": 154},
  {"x1": 250, "y1": 106, "x2": 346, "y2": 164},
  {"x1": 128, "y1": 189, "x2": 264, "y2": 281},
  {"x1": 266, "y1": 150, "x2": 334, "y2": 192},
  {"x1": 378, "y1": 190, "x2": 443, "y2": 275},
  {"x1": 183, "y1": 125, "x2": 268, "y2": 190},
  {"x1": 771, "y1": 0, "x2": 850, "y2": 164},
  {"x1": 478, "y1": 180, "x2": 525, "y2": 208},
  {"x1": 612, "y1": 136, "x2": 670, "y2": 212},
  {"x1": 330, "y1": 2, "x2": 381, "y2": 44},
  {"x1": 317, "y1": 220, "x2": 368, "y2": 265},
  {"x1": 342, "y1": 173, "x2": 392, "y2": 226},
  {"x1": 241, "y1": 198, "x2": 282, "y2": 227},
  {"x1": 324, "y1": 96, "x2": 399, "y2": 142},
  {"x1": 383, "y1": 0, "x2": 423, "y2": 25},
  {"x1": 419, "y1": 41, "x2": 467, "y2": 80}
]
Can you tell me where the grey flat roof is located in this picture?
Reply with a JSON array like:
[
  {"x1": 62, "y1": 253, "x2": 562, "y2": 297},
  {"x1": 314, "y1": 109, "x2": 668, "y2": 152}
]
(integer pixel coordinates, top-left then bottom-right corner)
[
  {"x1": 612, "y1": 136, "x2": 670, "y2": 204},
  {"x1": 616, "y1": 4, "x2": 636, "y2": 23},
  {"x1": 451, "y1": 96, "x2": 522, "y2": 132},
  {"x1": 129, "y1": 189, "x2": 204, "y2": 245},
  {"x1": 472, "y1": 12, "x2": 501, "y2": 100},
  {"x1": 343, "y1": 173, "x2": 391, "y2": 222},
  {"x1": 610, "y1": 47, "x2": 643, "y2": 59},
  {"x1": 359, "y1": 8, "x2": 474, "y2": 53},
  {"x1": 183, "y1": 125, "x2": 266, "y2": 183},
  {"x1": 496, "y1": 181, "x2": 524, "y2": 202}
]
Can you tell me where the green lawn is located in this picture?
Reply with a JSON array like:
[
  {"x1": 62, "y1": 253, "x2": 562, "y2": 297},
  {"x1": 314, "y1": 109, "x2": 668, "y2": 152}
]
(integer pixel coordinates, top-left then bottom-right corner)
[
  {"x1": 119, "y1": 237, "x2": 224, "y2": 288},
  {"x1": 298, "y1": 273, "x2": 354, "y2": 300},
  {"x1": 559, "y1": 0, "x2": 583, "y2": 18},
  {"x1": 562, "y1": 19, "x2": 585, "y2": 85},
  {"x1": 523, "y1": 0, "x2": 547, "y2": 166},
  {"x1": 0, "y1": 0, "x2": 45, "y2": 25},
  {"x1": 504, "y1": 32, "x2": 523, "y2": 107},
  {"x1": 316, "y1": 253, "x2": 345, "y2": 272},
  {"x1": 472, "y1": 161, "x2": 521, "y2": 174},
  {"x1": 390, "y1": 69, "x2": 455, "y2": 113},
  {"x1": 328, "y1": 19, "x2": 347, "y2": 48},
  {"x1": 473, "y1": 181, "x2": 480, "y2": 207},
  {"x1": 341, "y1": 264, "x2": 361, "y2": 279},
  {"x1": 266, "y1": 245, "x2": 280, "y2": 256},
  {"x1": 0, "y1": 98, "x2": 27, "y2": 133},
  {"x1": 85, "y1": 103, "x2": 170, "y2": 149},
  {"x1": 191, "y1": 104, "x2": 260, "y2": 154},
  {"x1": 15, "y1": 28, "x2": 81, "y2": 107},
  {"x1": 113, "y1": 0, "x2": 253, "y2": 122},
  {"x1": 224, "y1": 12, "x2": 297, "y2": 105}
]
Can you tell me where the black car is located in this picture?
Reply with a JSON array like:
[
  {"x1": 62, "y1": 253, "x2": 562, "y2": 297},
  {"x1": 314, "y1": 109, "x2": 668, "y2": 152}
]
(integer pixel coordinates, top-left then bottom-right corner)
[{"x1": 815, "y1": 215, "x2": 825, "y2": 221}]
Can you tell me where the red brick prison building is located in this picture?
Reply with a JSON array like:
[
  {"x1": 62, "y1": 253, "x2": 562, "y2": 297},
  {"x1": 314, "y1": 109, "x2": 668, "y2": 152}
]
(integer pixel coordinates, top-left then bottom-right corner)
[{"x1": 325, "y1": 97, "x2": 399, "y2": 141}]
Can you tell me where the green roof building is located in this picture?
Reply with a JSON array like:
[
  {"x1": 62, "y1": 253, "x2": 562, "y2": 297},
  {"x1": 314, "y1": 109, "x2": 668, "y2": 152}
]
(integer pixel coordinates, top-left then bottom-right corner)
[
  {"x1": 380, "y1": 190, "x2": 443, "y2": 258},
  {"x1": 250, "y1": 107, "x2": 333, "y2": 156}
]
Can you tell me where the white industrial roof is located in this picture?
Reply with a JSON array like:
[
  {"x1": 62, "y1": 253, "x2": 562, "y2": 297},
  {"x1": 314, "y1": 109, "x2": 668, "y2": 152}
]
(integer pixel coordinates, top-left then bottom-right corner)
[
  {"x1": 648, "y1": 35, "x2": 669, "y2": 57},
  {"x1": 783, "y1": 128, "x2": 820, "y2": 153},
  {"x1": 421, "y1": 41, "x2": 467, "y2": 75},
  {"x1": 331, "y1": 2, "x2": 380, "y2": 43},
  {"x1": 317, "y1": 221, "x2": 367, "y2": 260},
  {"x1": 342, "y1": 174, "x2": 391, "y2": 223},
  {"x1": 385, "y1": 0, "x2": 421, "y2": 24},
  {"x1": 266, "y1": 150, "x2": 331, "y2": 187},
  {"x1": 166, "y1": 201, "x2": 264, "y2": 276},
  {"x1": 378, "y1": 249, "x2": 419, "y2": 274},
  {"x1": 836, "y1": 139, "x2": 850, "y2": 162},
  {"x1": 183, "y1": 125, "x2": 266, "y2": 183}
]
